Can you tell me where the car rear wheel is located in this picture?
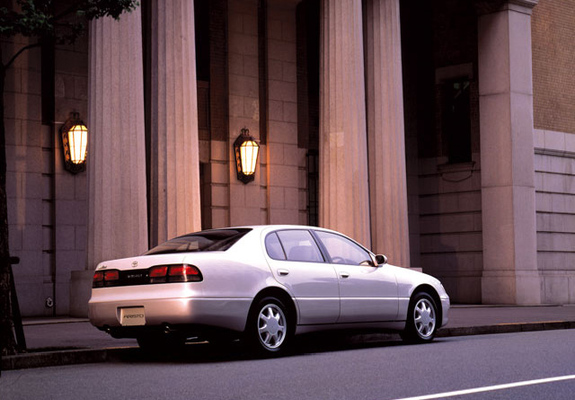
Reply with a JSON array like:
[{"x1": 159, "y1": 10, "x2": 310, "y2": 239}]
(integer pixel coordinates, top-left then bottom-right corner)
[
  {"x1": 246, "y1": 297, "x2": 291, "y2": 356},
  {"x1": 401, "y1": 292, "x2": 438, "y2": 343}
]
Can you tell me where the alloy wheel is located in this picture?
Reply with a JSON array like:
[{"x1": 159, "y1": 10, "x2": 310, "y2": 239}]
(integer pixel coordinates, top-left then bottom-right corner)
[
  {"x1": 257, "y1": 303, "x2": 287, "y2": 350},
  {"x1": 413, "y1": 297, "x2": 436, "y2": 339}
]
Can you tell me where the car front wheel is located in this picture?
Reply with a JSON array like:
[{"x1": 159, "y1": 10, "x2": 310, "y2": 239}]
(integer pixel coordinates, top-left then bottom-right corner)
[
  {"x1": 401, "y1": 292, "x2": 438, "y2": 343},
  {"x1": 246, "y1": 297, "x2": 291, "y2": 356}
]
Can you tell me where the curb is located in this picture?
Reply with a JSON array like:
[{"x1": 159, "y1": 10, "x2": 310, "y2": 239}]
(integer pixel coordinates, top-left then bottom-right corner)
[
  {"x1": 436, "y1": 320, "x2": 575, "y2": 338},
  {"x1": 2, "y1": 321, "x2": 575, "y2": 371},
  {"x1": 1, "y1": 347, "x2": 134, "y2": 372}
]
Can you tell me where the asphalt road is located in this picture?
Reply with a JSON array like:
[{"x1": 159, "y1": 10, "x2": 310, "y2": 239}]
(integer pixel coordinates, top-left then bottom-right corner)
[{"x1": 1, "y1": 330, "x2": 574, "y2": 400}]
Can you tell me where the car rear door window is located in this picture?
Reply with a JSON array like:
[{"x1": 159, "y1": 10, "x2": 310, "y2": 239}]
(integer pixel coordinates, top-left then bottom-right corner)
[
  {"x1": 265, "y1": 232, "x2": 286, "y2": 260},
  {"x1": 276, "y1": 230, "x2": 324, "y2": 263}
]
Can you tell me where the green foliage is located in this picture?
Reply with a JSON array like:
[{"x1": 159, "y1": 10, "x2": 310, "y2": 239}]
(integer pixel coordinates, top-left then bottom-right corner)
[
  {"x1": 0, "y1": 0, "x2": 53, "y2": 37},
  {"x1": 76, "y1": 0, "x2": 139, "y2": 20},
  {"x1": 0, "y1": 0, "x2": 139, "y2": 43}
]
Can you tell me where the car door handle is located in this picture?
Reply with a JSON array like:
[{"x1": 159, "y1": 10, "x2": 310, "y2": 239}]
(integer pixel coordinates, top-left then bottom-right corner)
[
  {"x1": 278, "y1": 269, "x2": 290, "y2": 276},
  {"x1": 340, "y1": 272, "x2": 350, "y2": 278}
]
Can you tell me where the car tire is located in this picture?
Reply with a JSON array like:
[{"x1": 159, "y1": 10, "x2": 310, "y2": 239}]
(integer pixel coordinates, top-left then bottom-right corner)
[
  {"x1": 245, "y1": 297, "x2": 291, "y2": 356},
  {"x1": 401, "y1": 292, "x2": 438, "y2": 344}
]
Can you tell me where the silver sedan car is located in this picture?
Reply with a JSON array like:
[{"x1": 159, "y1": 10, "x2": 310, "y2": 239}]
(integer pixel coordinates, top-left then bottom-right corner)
[{"x1": 89, "y1": 225, "x2": 449, "y2": 355}]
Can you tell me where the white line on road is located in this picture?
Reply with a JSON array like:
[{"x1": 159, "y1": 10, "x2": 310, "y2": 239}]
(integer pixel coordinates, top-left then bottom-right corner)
[{"x1": 393, "y1": 374, "x2": 575, "y2": 400}]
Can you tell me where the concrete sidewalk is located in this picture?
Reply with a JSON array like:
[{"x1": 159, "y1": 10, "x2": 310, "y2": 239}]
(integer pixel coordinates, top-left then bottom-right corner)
[{"x1": 2, "y1": 305, "x2": 574, "y2": 371}]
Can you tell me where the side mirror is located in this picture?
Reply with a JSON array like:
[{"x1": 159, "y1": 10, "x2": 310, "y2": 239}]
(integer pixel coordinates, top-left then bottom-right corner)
[{"x1": 375, "y1": 254, "x2": 388, "y2": 265}]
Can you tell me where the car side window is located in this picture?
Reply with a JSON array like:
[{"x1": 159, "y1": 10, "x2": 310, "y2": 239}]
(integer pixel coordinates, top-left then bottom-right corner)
[
  {"x1": 314, "y1": 231, "x2": 372, "y2": 265},
  {"x1": 265, "y1": 232, "x2": 286, "y2": 260},
  {"x1": 276, "y1": 230, "x2": 324, "y2": 263}
]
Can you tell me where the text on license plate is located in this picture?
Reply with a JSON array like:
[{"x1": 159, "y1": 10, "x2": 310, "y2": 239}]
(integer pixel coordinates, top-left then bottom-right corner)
[{"x1": 120, "y1": 307, "x2": 146, "y2": 326}]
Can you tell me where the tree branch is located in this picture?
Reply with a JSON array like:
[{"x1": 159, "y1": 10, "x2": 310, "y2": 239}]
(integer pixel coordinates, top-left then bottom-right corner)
[
  {"x1": 53, "y1": 4, "x2": 80, "y2": 22},
  {"x1": 4, "y1": 43, "x2": 42, "y2": 70}
]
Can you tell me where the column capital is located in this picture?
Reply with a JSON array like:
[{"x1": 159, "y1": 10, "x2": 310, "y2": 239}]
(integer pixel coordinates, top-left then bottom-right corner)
[{"x1": 474, "y1": 0, "x2": 538, "y2": 15}]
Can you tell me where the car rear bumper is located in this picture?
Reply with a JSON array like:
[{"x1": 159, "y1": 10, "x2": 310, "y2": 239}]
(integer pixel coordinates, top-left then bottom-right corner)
[{"x1": 88, "y1": 296, "x2": 252, "y2": 334}]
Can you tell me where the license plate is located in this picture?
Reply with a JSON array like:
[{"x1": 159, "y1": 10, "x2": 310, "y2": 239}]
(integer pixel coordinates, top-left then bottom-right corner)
[{"x1": 120, "y1": 307, "x2": 146, "y2": 326}]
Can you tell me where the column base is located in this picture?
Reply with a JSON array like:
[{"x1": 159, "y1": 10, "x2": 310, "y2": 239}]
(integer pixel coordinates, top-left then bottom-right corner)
[{"x1": 482, "y1": 271, "x2": 541, "y2": 305}]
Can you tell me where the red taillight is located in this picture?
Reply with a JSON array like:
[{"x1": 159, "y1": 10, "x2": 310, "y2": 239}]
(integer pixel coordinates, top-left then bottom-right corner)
[
  {"x1": 104, "y1": 270, "x2": 119, "y2": 281},
  {"x1": 93, "y1": 271, "x2": 104, "y2": 287},
  {"x1": 149, "y1": 266, "x2": 168, "y2": 278},
  {"x1": 169, "y1": 265, "x2": 199, "y2": 276},
  {"x1": 93, "y1": 269, "x2": 119, "y2": 288},
  {"x1": 93, "y1": 264, "x2": 202, "y2": 288},
  {"x1": 168, "y1": 264, "x2": 202, "y2": 282},
  {"x1": 147, "y1": 264, "x2": 202, "y2": 283}
]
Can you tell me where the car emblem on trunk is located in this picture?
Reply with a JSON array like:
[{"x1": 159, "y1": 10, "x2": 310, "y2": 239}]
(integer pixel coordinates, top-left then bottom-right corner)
[{"x1": 131, "y1": 261, "x2": 138, "y2": 268}]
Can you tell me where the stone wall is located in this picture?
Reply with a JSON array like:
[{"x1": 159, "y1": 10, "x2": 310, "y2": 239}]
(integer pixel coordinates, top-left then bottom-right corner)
[
  {"x1": 531, "y1": 0, "x2": 575, "y2": 304},
  {"x1": 267, "y1": 2, "x2": 307, "y2": 225},
  {"x1": 53, "y1": 37, "x2": 89, "y2": 316},
  {"x1": 227, "y1": 0, "x2": 267, "y2": 226},
  {"x1": 401, "y1": 0, "x2": 483, "y2": 303},
  {"x1": 417, "y1": 156, "x2": 483, "y2": 303},
  {"x1": 3, "y1": 32, "x2": 88, "y2": 316},
  {"x1": 534, "y1": 129, "x2": 575, "y2": 304},
  {"x1": 4, "y1": 34, "x2": 48, "y2": 316}
]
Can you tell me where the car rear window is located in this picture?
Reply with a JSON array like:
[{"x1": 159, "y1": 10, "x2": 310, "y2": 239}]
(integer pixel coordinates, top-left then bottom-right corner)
[{"x1": 144, "y1": 228, "x2": 251, "y2": 255}]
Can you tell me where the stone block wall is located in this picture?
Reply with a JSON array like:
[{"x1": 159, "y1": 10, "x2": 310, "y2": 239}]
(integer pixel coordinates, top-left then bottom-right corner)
[
  {"x1": 53, "y1": 38, "x2": 89, "y2": 316},
  {"x1": 417, "y1": 155, "x2": 483, "y2": 303},
  {"x1": 4, "y1": 33, "x2": 50, "y2": 316},
  {"x1": 534, "y1": 129, "x2": 575, "y2": 304},
  {"x1": 227, "y1": 0, "x2": 267, "y2": 226},
  {"x1": 267, "y1": 3, "x2": 306, "y2": 225},
  {"x1": 531, "y1": 0, "x2": 575, "y2": 305},
  {"x1": 3, "y1": 29, "x2": 89, "y2": 316}
]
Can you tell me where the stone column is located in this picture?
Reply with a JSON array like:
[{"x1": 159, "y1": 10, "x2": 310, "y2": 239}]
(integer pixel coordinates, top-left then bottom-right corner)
[
  {"x1": 73, "y1": 9, "x2": 148, "y2": 316},
  {"x1": 477, "y1": 0, "x2": 541, "y2": 304},
  {"x1": 319, "y1": 0, "x2": 371, "y2": 247},
  {"x1": 364, "y1": 0, "x2": 410, "y2": 266},
  {"x1": 149, "y1": 0, "x2": 202, "y2": 245}
]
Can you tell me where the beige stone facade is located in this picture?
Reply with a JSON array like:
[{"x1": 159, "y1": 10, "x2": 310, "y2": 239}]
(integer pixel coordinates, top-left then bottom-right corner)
[{"x1": 2, "y1": 0, "x2": 575, "y2": 316}]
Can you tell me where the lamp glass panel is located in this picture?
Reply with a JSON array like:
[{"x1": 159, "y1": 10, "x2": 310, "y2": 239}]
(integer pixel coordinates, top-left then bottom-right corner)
[
  {"x1": 68, "y1": 124, "x2": 88, "y2": 164},
  {"x1": 240, "y1": 140, "x2": 259, "y2": 175}
]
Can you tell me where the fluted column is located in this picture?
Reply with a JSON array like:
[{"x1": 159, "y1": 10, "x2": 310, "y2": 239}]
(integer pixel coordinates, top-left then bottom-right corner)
[
  {"x1": 69, "y1": 7, "x2": 149, "y2": 316},
  {"x1": 87, "y1": 9, "x2": 148, "y2": 266},
  {"x1": 365, "y1": 0, "x2": 410, "y2": 266},
  {"x1": 319, "y1": 0, "x2": 371, "y2": 247},
  {"x1": 149, "y1": 0, "x2": 202, "y2": 245}
]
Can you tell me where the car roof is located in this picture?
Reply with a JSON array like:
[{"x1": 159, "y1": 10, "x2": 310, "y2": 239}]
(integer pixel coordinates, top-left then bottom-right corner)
[
  {"x1": 214, "y1": 225, "x2": 371, "y2": 251},
  {"x1": 211, "y1": 225, "x2": 336, "y2": 234}
]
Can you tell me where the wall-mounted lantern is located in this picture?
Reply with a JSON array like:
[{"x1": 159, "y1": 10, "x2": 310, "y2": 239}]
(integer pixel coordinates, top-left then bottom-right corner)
[
  {"x1": 60, "y1": 112, "x2": 88, "y2": 174},
  {"x1": 234, "y1": 128, "x2": 260, "y2": 184}
]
